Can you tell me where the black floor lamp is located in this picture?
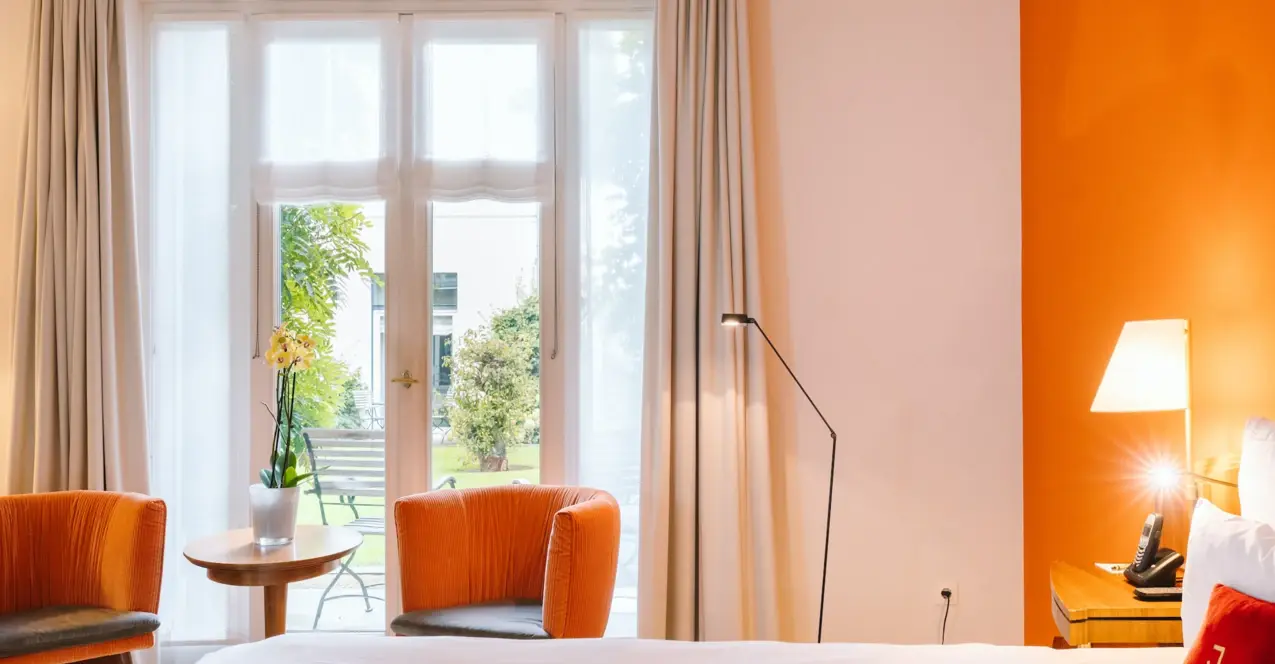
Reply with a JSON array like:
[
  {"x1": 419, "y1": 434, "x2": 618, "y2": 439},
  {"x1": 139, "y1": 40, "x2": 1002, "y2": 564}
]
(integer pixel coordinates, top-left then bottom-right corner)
[{"x1": 721, "y1": 313, "x2": 837, "y2": 644}]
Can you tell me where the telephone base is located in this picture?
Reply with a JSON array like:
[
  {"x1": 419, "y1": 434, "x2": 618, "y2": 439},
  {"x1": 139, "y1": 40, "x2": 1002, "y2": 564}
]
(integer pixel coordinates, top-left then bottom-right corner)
[{"x1": 1124, "y1": 548, "x2": 1183, "y2": 589}]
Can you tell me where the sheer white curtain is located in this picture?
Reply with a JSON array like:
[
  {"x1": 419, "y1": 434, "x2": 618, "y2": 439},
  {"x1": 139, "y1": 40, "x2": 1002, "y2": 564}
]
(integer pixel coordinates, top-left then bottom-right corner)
[
  {"x1": 256, "y1": 19, "x2": 398, "y2": 201},
  {"x1": 149, "y1": 20, "x2": 249, "y2": 650},
  {"x1": 413, "y1": 18, "x2": 554, "y2": 203},
  {"x1": 570, "y1": 18, "x2": 654, "y2": 638}
]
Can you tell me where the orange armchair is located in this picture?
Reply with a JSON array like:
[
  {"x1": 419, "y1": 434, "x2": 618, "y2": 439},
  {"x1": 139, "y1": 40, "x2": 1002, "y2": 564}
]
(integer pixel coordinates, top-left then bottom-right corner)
[
  {"x1": 0, "y1": 491, "x2": 166, "y2": 664},
  {"x1": 393, "y1": 485, "x2": 620, "y2": 639}
]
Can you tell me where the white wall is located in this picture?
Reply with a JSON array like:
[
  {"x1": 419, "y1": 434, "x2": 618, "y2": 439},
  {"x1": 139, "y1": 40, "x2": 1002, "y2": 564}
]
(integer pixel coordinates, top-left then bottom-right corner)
[
  {"x1": 0, "y1": 0, "x2": 33, "y2": 490},
  {"x1": 750, "y1": 0, "x2": 1023, "y2": 644}
]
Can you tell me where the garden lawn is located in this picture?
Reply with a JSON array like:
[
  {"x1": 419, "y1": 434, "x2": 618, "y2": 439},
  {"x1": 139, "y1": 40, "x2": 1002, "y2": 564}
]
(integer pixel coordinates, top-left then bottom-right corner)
[{"x1": 295, "y1": 444, "x2": 540, "y2": 567}]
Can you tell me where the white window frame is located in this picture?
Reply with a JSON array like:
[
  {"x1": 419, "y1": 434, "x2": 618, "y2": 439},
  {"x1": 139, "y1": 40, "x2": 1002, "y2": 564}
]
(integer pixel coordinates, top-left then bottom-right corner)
[{"x1": 141, "y1": 0, "x2": 653, "y2": 647}]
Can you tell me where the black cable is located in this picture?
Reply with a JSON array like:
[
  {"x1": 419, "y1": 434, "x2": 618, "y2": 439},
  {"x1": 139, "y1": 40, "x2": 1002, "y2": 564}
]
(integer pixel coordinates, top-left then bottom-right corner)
[{"x1": 940, "y1": 589, "x2": 952, "y2": 644}]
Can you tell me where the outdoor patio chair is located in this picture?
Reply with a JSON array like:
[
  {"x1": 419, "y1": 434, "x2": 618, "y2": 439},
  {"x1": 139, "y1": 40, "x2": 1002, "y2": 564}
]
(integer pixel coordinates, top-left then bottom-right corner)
[
  {"x1": 303, "y1": 429, "x2": 458, "y2": 629},
  {"x1": 352, "y1": 390, "x2": 384, "y2": 430}
]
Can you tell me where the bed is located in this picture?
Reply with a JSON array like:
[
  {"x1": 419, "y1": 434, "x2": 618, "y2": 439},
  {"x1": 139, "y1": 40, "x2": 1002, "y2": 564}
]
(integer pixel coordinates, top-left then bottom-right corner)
[{"x1": 201, "y1": 634, "x2": 1185, "y2": 664}]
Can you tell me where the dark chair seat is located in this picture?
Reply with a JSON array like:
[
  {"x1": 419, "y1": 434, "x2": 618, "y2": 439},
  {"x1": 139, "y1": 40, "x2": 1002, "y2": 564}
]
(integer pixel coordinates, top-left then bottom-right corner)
[
  {"x1": 391, "y1": 600, "x2": 549, "y2": 639},
  {"x1": 0, "y1": 606, "x2": 160, "y2": 658}
]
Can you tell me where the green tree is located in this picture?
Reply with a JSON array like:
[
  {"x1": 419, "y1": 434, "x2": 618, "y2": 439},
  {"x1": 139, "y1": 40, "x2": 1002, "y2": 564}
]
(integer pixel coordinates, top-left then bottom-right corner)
[
  {"x1": 445, "y1": 322, "x2": 538, "y2": 470},
  {"x1": 489, "y1": 293, "x2": 541, "y2": 444},
  {"x1": 490, "y1": 293, "x2": 540, "y2": 375},
  {"x1": 279, "y1": 203, "x2": 380, "y2": 435}
]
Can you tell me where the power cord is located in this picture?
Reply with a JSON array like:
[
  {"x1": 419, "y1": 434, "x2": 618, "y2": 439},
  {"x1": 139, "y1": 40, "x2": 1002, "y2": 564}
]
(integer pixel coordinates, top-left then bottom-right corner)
[{"x1": 940, "y1": 588, "x2": 953, "y2": 644}]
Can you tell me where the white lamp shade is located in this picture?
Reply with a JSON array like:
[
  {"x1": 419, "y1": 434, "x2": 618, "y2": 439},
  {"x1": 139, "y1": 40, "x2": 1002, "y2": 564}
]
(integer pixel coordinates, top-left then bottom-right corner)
[{"x1": 1091, "y1": 319, "x2": 1189, "y2": 413}]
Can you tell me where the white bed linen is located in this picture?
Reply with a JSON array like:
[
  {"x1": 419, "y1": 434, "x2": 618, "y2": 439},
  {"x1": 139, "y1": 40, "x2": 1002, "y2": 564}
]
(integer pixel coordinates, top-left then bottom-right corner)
[{"x1": 200, "y1": 634, "x2": 1185, "y2": 664}]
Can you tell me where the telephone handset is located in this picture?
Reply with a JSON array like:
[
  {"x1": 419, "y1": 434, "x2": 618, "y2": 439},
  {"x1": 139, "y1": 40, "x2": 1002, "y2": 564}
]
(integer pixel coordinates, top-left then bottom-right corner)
[
  {"x1": 1124, "y1": 513, "x2": 1183, "y2": 589},
  {"x1": 1132, "y1": 513, "x2": 1163, "y2": 572}
]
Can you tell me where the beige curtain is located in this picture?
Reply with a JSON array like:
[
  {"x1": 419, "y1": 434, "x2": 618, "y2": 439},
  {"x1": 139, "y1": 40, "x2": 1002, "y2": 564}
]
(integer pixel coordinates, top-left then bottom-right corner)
[
  {"x1": 639, "y1": 0, "x2": 785, "y2": 641},
  {"x1": 8, "y1": 0, "x2": 149, "y2": 494}
]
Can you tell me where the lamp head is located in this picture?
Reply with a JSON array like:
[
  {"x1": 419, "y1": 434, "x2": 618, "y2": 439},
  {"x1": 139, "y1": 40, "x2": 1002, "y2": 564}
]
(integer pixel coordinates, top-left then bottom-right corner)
[
  {"x1": 1091, "y1": 319, "x2": 1189, "y2": 413},
  {"x1": 721, "y1": 313, "x2": 754, "y2": 327}
]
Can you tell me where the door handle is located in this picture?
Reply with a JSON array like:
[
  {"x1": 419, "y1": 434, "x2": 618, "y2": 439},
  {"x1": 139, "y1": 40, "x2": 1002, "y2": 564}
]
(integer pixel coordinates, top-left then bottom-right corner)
[{"x1": 391, "y1": 370, "x2": 420, "y2": 388}]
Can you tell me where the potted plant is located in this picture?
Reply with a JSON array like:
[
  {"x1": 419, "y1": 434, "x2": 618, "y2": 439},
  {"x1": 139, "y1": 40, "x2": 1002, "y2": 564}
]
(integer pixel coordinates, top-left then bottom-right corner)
[{"x1": 250, "y1": 324, "x2": 318, "y2": 546}]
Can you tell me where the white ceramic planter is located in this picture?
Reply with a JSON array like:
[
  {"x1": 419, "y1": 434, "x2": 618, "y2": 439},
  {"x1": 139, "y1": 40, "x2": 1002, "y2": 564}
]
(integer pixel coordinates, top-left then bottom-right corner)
[{"x1": 249, "y1": 483, "x2": 300, "y2": 546}]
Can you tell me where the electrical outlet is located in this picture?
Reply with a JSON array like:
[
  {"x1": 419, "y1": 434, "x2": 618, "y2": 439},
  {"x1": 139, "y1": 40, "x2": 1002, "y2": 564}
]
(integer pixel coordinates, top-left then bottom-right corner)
[{"x1": 937, "y1": 584, "x2": 959, "y2": 607}]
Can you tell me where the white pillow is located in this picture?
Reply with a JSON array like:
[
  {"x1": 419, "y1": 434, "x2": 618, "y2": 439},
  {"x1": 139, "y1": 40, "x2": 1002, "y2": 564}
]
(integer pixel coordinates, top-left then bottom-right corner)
[
  {"x1": 1239, "y1": 416, "x2": 1275, "y2": 524},
  {"x1": 1182, "y1": 499, "x2": 1275, "y2": 650}
]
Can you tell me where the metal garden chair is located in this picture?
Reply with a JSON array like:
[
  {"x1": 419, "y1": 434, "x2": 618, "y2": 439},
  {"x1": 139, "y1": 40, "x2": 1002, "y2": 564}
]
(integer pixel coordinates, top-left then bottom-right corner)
[{"x1": 302, "y1": 428, "x2": 456, "y2": 629}]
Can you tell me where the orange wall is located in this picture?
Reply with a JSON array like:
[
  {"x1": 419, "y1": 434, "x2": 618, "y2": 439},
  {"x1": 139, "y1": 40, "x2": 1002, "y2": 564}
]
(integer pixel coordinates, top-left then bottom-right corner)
[{"x1": 1023, "y1": 0, "x2": 1275, "y2": 645}]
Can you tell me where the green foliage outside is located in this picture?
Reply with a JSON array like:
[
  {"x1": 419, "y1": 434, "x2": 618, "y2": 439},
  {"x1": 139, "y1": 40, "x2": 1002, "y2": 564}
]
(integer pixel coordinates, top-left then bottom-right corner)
[
  {"x1": 278, "y1": 203, "x2": 380, "y2": 449},
  {"x1": 335, "y1": 374, "x2": 366, "y2": 430},
  {"x1": 490, "y1": 293, "x2": 541, "y2": 376},
  {"x1": 445, "y1": 293, "x2": 540, "y2": 464}
]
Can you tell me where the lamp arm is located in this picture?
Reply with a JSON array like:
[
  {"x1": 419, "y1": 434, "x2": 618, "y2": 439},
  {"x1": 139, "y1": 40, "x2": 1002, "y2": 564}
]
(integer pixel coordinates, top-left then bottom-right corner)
[
  {"x1": 747, "y1": 319, "x2": 837, "y2": 644},
  {"x1": 1188, "y1": 472, "x2": 1237, "y2": 489},
  {"x1": 749, "y1": 321, "x2": 837, "y2": 440}
]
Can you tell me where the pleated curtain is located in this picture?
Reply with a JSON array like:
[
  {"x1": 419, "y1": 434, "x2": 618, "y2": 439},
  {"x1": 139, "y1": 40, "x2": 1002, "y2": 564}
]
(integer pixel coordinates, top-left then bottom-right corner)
[
  {"x1": 638, "y1": 0, "x2": 788, "y2": 641},
  {"x1": 8, "y1": 0, "x2": 150, "y2": 495}
]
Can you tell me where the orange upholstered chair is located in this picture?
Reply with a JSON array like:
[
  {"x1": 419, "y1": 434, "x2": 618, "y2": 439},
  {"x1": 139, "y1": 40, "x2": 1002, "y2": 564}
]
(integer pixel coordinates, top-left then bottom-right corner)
[
  {"x1": 0, "y1": 491, "x2": 166, "y2": 664},
  {"x1": 393, "y1": 485, "x2": 620, "y2": 639}
]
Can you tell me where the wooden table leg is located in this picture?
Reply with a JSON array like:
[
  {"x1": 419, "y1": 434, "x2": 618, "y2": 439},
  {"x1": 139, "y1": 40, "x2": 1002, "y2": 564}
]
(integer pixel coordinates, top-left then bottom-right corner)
[{"x1": 264, "y1": 584, "x2": 288, "y2": 637}]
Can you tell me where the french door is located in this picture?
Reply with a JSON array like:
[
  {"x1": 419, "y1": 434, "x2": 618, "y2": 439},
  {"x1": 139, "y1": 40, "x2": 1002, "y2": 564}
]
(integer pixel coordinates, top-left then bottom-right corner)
[{"x1": 146, "y1": 5, "x2": 652, "y2": 647}]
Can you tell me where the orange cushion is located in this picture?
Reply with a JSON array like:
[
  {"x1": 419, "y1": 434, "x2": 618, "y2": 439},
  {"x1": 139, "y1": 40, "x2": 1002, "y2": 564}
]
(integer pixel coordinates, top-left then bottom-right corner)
[{"x1": 1185, "y1": 584, "x2": 1275, "y2": 664}]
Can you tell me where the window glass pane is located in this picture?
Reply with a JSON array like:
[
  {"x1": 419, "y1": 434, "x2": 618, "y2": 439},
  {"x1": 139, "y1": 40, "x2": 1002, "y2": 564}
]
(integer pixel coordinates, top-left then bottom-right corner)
[
  {"x1": 264, "y1": 30, "x2": 382, "y2": 163},
  {"x1": 434, "y1": 272, "x2": 458, "y2": 309},
  {"x1": 574, "y1": 19, "x2": 653, "y2": 639},
  {"x1": 277, "y1": 201, "x2": 387, "y2": 633},
  {"x1": 432, "y1": 201, "x2": 541, "y2": 487},
  {"x1": 150, "y1": 22, "x2": 235, "y2": 643},
  {"x1": 424, "y1": 29, "x2": 541, "y2": 161}
]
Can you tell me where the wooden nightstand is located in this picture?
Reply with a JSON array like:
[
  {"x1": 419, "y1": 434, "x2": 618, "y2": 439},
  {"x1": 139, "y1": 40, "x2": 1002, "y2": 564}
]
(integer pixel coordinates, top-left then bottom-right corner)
[{"x1": 1050, "y1": 561, "x2": 1182, "y2": 648}]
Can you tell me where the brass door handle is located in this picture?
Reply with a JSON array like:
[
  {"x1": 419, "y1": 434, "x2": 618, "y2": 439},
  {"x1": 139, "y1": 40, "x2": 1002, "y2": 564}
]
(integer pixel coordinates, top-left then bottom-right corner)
[{"x1": 391, "y1": 370, "x2": 420, "y2": 388}]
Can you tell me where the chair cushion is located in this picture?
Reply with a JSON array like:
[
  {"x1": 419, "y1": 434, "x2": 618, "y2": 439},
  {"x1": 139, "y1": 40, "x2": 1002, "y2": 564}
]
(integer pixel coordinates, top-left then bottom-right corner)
[
  {"x1": 391, "y1": 601, "x2": 549, "y2": 639},
  {"x1": 0, "y1": 606, "x2": 160, "y2": 657}
]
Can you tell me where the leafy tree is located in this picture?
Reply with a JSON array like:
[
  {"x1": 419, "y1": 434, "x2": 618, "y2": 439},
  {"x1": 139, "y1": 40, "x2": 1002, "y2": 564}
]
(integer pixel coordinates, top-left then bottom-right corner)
[
  {"x1": 490, "y1": 293, "x2": 540, "y2": 375},
  {"x1": 279, "y1": 203, "x2": 380, "y2": 436},
  {"x1": 488, "y1": 293, "x2": 541, "y2": 444},
  {"x1": 445, "y1": 322, "x2": 538, "y2": 470}
]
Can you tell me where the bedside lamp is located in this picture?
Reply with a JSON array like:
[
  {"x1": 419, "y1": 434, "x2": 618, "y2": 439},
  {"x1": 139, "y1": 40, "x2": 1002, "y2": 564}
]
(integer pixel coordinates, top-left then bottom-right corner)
[
  {"x1": 1091, "y1": 319, "x2": 1234, "y2": 502},
  {"x1": 1091, "y1": 319, "x2": 1191, "y2": 463}
]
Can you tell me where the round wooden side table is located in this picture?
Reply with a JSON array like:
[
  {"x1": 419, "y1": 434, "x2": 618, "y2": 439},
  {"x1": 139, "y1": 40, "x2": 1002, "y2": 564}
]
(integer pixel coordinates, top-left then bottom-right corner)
[{"x1": 185, "y1": 525, "x2": 363, "y2": 638}]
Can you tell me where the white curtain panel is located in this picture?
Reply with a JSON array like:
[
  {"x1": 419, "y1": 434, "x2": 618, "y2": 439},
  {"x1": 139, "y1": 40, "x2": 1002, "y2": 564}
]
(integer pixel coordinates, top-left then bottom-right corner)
[
  {"x1": 639, "y1": 0, "x2": 785, "y2": 641},
  {"x1": 8, "y1": 0, "x2": 149, "y2": 494}
]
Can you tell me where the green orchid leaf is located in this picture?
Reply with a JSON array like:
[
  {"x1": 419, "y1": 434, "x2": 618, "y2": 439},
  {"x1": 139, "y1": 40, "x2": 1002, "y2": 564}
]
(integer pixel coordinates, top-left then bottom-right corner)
[
  {"x1": 259, "y1": 468, "x2": 273, "y2": 488},
  {"x1": 285, "y1": 472, "x2": 316, "y2": 488}
]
